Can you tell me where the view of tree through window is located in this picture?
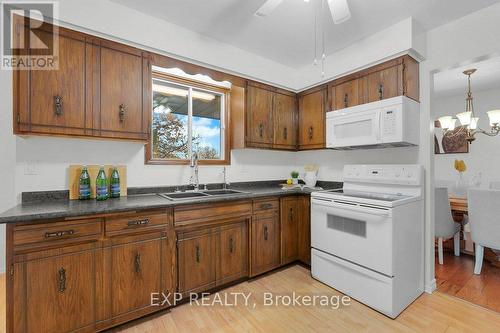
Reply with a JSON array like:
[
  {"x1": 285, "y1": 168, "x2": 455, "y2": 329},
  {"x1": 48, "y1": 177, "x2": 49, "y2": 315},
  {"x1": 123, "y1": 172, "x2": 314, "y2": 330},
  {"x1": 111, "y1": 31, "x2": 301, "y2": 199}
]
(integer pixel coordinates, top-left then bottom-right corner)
[{"x1": 152, "y1": 78, "x2": 223, "y2": 161}]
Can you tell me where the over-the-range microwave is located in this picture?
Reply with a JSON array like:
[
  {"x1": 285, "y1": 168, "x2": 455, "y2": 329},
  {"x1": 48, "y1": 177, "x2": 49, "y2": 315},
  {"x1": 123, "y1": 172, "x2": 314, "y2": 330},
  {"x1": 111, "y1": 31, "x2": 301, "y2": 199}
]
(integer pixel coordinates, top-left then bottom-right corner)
[{"x1": 326, "y1": 96, "x2": 420, "y2": 150}]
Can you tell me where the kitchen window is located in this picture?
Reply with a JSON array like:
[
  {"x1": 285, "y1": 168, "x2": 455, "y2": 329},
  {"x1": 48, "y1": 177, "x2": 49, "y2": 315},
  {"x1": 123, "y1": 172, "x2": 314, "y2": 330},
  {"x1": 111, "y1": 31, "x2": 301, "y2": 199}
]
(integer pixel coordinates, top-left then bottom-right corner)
[{"x1": 146, "y1": 69, "x2": 230, "y2": 165}]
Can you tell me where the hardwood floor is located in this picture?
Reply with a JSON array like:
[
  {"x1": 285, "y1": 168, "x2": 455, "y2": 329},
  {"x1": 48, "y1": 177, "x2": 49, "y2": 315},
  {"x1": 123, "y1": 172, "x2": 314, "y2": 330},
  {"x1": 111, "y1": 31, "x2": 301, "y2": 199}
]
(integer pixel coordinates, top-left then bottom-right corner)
[
  {"x1": 436, "y1": 250, "x2": 500, "y2": 313},
  {"x1": 2, "y1": 265, "x2": 500, "y2": 332}
]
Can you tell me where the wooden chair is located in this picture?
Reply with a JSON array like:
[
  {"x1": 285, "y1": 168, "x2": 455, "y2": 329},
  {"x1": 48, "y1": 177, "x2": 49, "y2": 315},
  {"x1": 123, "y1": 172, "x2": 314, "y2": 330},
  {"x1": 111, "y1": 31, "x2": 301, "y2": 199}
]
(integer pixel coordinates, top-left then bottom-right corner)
[
  {"x1": 435, "y1": 187, "x2": 461, "y2": 265},
  {"x1": 468, "y1": 188, "x2": 500, "y2": 274}
]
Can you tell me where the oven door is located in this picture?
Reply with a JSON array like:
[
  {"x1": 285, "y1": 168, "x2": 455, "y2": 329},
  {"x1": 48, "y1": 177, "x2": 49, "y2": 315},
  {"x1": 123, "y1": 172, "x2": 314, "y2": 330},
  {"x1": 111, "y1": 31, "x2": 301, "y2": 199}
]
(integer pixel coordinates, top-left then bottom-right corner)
[
  {"x1": 311, "y1": 197, "x2": 393, "y2": 276},
  {"x1": 326, "y1": 109, "x2": 382, "y2": 148}
]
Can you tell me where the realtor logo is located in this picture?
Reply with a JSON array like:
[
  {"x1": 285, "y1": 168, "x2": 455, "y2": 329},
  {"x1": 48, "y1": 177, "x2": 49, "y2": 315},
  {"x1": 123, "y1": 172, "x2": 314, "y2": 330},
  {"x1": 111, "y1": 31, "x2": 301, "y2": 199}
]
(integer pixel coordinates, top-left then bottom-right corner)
[{"x1": 1, "y1": 0, "x2": 59, "y2": 70}]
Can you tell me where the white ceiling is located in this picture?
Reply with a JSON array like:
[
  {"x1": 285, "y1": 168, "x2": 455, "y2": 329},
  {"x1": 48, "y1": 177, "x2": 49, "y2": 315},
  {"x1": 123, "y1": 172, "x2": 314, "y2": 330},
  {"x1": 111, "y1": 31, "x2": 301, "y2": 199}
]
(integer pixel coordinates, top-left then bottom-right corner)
[
  {"x1": 110, "y1": 0, "x2": 500, "y2": 68},
  {"x1": 433, "y1": 56, "x2": 500, "y2": 98}
]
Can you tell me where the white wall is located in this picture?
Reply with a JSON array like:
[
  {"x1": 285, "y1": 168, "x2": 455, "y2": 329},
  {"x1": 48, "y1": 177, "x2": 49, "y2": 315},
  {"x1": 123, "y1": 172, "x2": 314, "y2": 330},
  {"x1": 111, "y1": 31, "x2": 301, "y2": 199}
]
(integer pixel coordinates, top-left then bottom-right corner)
[{"x1": 433, "y1": 87, "x2": 500, "y2": 186}]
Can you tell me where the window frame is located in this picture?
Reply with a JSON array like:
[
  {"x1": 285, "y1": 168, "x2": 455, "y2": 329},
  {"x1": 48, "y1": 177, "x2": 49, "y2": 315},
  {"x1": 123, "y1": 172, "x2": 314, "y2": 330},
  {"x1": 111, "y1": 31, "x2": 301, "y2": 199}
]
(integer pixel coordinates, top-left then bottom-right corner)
[{"x1": 145, "y1": 72, "x2": 231, "y2": 165}]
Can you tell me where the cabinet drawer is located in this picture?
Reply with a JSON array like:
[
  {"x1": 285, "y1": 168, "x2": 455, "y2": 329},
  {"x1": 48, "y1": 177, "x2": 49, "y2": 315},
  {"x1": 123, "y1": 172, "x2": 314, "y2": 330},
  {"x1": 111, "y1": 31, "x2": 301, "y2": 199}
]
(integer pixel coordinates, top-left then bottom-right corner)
[
  {"x1": 14, "y1": 218, "x2": 102, "y2": 248},
  {"x1": 105, "y1": 211, "x2": 171, "y2": 236},
  {"x1": 252, "y1": 198, "x2": 279, "y2": 213},
  {"x1": 174, "y1": 202, "x2": 252, "y2": 228}
]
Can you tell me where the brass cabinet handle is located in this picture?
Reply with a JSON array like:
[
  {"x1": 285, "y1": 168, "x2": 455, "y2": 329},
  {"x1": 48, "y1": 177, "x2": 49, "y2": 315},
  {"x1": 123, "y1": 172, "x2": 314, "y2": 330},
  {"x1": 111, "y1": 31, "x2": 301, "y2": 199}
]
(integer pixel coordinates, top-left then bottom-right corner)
[
  {"x1": 134, "y1": 253, "x2": 141, "y2": 273},
  {"x1": 260, "y1": 203, "x2": 273, "y2": 210},
  {"x1": 264, "y1": 226, "x2": 268, "y2": 241},
  {"x1": 378, "y1": 84, "x2": 384, "y2": 100},
  {"x1": 229, "y1": 238, "x2": 234, "y2": 253},
  {"x1": 58, "y1": 267, "x2": 66, "y2": 293},
  {"x1": 344, "y1": 93, "x2": 349, "y2": 108},
  {"x1": 119, "y1": 104, "x2": 126, "y2": 122},
  {"x1": 402, "y1": 63, "x2": 407, "y2": 95},
  {"x1": 259, "y1": 123, "x2": 264, "y2": 138},
  {"x1": 127, "y1": 218, "x2": 149, "y2": 227},
  {"x1": 308, "y1": 126, "x2": 313, "y2": 140},
  {"x1": 54, "y1": 95, "x2": 63, "y2": 116},
  {"x1": 45, "y1": 229, "x2": 74, "y2": 238},
  {"x1": 289, "y1": 208, "x2": 294, "y2": 222},
  {"x1": 283, "y1": 127, "x2": 288, "y2": 140},
  {"x1": 195, "y1": 245, "x2": 200, "y2": 263}
]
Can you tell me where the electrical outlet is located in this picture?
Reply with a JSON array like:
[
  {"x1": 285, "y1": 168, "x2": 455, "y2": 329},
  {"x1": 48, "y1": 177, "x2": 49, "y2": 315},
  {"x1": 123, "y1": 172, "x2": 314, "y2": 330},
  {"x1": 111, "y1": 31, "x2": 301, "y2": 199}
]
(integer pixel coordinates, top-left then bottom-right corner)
[{"x1": 24, "y1": 161, "x2": 39, "y2": 175}]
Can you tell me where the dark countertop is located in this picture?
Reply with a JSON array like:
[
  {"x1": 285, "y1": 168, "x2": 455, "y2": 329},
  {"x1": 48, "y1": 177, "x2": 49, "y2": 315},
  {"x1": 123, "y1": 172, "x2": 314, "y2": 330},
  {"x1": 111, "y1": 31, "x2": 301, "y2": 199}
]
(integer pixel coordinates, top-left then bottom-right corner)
[{"x1": 0, "y1": 181, "x2": 341, "y2": 224}]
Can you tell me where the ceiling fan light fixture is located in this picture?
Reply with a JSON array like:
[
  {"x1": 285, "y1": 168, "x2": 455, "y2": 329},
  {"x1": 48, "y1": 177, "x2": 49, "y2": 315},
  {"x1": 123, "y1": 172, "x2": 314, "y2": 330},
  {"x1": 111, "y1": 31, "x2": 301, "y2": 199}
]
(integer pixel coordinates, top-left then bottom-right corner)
[
  {"x1": 254, "y1": 0, "x2": 283, "y2": 17},
  {"x1": 328, "y1": 0, "x2": 351, "y2": 24}
]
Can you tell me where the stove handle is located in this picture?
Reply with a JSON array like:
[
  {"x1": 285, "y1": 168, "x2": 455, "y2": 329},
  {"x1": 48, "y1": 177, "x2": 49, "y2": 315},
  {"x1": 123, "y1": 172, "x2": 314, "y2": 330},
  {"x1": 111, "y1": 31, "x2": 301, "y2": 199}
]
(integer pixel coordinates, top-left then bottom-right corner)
[{"x1": 312, "y1": 198, "x2": 391, "y2": 217}]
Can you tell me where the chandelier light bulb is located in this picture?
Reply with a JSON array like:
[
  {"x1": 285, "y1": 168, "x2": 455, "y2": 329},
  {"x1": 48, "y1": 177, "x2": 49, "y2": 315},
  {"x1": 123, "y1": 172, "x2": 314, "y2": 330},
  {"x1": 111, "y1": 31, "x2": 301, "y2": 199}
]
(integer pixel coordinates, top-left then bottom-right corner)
[{"x1": 456, "y1": 111, "x2": 472, "y2": 126}]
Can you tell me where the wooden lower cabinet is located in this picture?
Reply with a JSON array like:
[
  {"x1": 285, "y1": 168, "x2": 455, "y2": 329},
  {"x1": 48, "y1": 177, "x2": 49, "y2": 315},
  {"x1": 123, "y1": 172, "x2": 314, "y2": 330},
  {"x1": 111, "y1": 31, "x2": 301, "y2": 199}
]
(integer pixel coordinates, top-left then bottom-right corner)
[
  {"x1": 105, "y1": 232, "x2": 173, "y2": 323},
  {"x1": 280, "y1": 196, "x2": 299, "y2": 265},
  {"x1": 177, "y1": 229, "x2": 217, "y2": 295},
  {"x1": 12, "y1": 244, "x2": 98, "y2": 333},
  {"x1": 217, "y1": 222, "x2": 248, "y2": 284},
  {"x1": 297, "y1": 196, "x2": 311, "y2": 265},
  {"x1": 250, "y1": 212, "x2": 280, "y2": 277}
]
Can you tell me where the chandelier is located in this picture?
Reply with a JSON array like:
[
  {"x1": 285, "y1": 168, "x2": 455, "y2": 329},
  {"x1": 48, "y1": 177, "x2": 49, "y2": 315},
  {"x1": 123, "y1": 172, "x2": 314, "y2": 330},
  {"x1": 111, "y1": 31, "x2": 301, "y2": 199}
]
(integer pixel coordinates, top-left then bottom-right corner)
[{"x1": 438, "y1": 69, "x2": 500, "y2": 143}]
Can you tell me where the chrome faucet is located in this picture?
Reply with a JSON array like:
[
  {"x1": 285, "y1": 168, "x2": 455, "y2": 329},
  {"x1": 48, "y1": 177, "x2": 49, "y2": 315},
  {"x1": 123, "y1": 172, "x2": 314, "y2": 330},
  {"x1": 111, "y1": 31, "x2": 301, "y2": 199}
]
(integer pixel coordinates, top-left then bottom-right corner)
[
  {"x1": 189, "y1": 152, "x2": 199, "y2": 191},
  {"x1": 222, "y1": 167, "x2": 230, "y2": 190}
]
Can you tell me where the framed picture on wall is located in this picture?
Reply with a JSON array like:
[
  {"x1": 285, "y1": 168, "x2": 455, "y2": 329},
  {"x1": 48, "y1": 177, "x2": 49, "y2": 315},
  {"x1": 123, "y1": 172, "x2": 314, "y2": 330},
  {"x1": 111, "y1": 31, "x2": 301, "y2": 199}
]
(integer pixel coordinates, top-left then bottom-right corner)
[{"x1": 434, "y1": 120, "x2": 469, "y2": 154}]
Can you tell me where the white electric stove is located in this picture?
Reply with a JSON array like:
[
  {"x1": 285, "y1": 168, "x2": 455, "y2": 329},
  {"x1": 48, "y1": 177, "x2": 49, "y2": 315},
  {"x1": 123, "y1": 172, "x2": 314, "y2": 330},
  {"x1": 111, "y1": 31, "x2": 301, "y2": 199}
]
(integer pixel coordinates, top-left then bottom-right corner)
[{"x1": 311, "y1": 164, "x2": 424, "y2": 318}]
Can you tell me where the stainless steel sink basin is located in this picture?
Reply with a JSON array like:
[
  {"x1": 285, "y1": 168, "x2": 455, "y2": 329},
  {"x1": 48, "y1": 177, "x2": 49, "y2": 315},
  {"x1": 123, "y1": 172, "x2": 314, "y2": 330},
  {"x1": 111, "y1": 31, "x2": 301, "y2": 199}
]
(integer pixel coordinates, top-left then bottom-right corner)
[
  {"x1": 157, "y1": 189, "x2": 248, "y2": 201},
  {"x1": 157, "y1": 192, "x2": 210, "y2": 200},
  {"x1": 203, "y1": 189, "x2": 247, "y2": 196}
]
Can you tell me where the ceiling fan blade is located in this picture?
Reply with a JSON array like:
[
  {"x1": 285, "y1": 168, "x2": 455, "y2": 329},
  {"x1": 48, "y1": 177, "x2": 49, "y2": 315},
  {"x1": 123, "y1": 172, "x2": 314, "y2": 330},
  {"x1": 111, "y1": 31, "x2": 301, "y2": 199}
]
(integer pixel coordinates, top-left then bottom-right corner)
[
  {"x1": 255, "y1": 0, "x2": 284, "y2": 17},
  {"x1": 328, "y1": 0, "x2": 351, "y2": 24}
]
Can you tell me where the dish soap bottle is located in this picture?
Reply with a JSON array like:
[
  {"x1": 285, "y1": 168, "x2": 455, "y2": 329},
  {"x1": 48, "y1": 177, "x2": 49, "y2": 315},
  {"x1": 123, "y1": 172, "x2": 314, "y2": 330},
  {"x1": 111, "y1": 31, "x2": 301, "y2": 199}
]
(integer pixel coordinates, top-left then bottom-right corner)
[
  {"x1": 78, "y1": 166, "x2": 91, "y2": 200},
  {"x1": 96, "y1": 166, "x2": 109, "y2": 201},
  {"x1": 110, "y1": 167, "x2": 120, "y2": 198}
]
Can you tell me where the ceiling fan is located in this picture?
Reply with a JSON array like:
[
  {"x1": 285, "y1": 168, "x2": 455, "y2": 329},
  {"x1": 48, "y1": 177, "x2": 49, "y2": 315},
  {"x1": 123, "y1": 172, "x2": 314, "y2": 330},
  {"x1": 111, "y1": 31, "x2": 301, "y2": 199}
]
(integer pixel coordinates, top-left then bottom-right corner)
[{"x1": 255, "y1": 0, "x2": 351, "y2": 24}]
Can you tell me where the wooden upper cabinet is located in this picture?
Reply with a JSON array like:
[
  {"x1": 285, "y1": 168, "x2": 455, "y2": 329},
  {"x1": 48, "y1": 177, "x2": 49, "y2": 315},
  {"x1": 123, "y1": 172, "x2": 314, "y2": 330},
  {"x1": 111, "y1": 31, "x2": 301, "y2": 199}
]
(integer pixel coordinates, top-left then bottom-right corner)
[
  {"x1": 273, "y1": 93, "x2": 297, "y2": 150},
  {"x1": 298, "y1": 88, "x2": 326, "y2": 150},
  {"x1": 246, "y1": 84, "x2": 274, "y2": 147},
  {"x1": 330, "y1": 77, "x2": 367, "y2": 111},
  {"x1": 367, "y1": 65, "x2": 399, "y2": 103},
  {"x1": 15, "y1": 26, "x2": 89, "y2": 136},
  {"x1": 97, "y1": 43, "x2": 146, "y2": 140}
]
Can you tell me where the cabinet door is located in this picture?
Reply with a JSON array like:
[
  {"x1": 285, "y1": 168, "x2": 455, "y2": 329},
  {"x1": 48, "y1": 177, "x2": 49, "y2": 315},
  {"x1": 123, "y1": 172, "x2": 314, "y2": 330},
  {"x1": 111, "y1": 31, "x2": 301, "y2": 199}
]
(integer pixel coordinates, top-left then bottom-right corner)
[
  {"x1": 28, "y1": 31, "x2": 86, "y2": 135},
  {"x1": 298, "y1": 89, "x2": 326, "y2": 149},
  {"x1": 13, "y1": 250, "x2": 96, "y2": 333},
  {"x1": 280, "y1": 197, "x2": 299, "y2": 264},
  {"x1": 250, "y1": 213, "x2": 279, "y2": 276},
  {"x1": 109, "y1": 236, "x2": 167, "y2": 318},
  {"x1": 332, "y1": 78, "x2": 365, "y2": 110},
  {"x1": 246, "y1": 85, "x2": 273, "y2": 147},
  {"x1": 297, "y1": 196, "x2": 311, "y2": 265},
  {"x1": 367, "y1": 65, "x2": 399, "y2": 102},
  {"x1": 273, "y1": 93, "x2": 297, "y2": 150},
  {"x1": 217, "y1": 221, "x2": 248, "y2": 284},
  {"x1": 178, "y1": 230, "x2": 216, "y2": 295},
  {"x1": 99, "y1": 45, "x2": 144, "y2": 139}
]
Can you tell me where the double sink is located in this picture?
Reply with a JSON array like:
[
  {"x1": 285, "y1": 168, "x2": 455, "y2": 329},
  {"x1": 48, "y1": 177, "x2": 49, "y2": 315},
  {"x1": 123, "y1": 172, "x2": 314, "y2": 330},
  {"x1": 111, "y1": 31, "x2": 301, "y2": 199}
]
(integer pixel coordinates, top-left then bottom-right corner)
[{"x1": 158, "y1": 189, "x2": 248, "y2": 201}]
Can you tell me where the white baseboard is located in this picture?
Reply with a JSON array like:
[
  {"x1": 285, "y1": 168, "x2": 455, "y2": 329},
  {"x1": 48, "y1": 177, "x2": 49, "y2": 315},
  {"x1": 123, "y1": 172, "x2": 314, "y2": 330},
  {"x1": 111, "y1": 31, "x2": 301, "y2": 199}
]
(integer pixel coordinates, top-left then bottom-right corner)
[{"x1": 425, "y1": 279, "x2": 436, "y2": 294}]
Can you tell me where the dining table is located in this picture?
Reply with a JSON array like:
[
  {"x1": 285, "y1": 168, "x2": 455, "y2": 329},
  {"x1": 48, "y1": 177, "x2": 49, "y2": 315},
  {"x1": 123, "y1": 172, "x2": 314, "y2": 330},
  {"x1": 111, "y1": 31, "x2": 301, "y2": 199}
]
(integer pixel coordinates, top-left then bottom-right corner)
[{"x1": 449, "y1": 195, "x2": 500, "y2": 268}]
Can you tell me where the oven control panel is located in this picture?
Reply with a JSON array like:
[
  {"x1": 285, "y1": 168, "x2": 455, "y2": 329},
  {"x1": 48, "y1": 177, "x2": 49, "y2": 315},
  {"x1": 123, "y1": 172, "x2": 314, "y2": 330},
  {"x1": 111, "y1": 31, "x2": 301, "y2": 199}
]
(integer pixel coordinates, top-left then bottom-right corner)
[{"x1": 343, "y1": 164, "x2": 423, "y2": 185}]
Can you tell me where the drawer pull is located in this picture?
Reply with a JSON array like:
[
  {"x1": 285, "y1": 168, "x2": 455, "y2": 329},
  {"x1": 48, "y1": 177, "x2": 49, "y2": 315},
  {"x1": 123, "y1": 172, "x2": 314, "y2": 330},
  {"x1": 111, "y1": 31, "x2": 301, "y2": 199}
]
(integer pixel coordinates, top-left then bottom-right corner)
[
  {"x1": 195, "y1": 245, "x2": 201, "y2": 263},
  {"x1": 54, "y1": 95, "x2": 63, "y2": 116},
  {"x1": 283, "y1": 127, "x2": 288, "y2": 140},
  {"x1": 229, "y1": 238, "x2": 234, "y2": 253},
  {"x1": 344, "y1": 93, "x2": 349, "y2": 108},
  {"x1": 259, "y1": 123, "x2": 264, "y2": 138},
  {"x1": 45, "y1": 230, "x2": 74, "y2": 238},
  {"x1": 58, "y1": 267, "x2": 66, "y2": 293},
  {"x1": 308, "y1": 126, "x2": 313, "y2": 140},
  {"x1": 134, "y1": 253, "x2": 141, "y2": 273},
  {"x1": 264, "y1": 226, "x2": 268, "y2": 241},
  {"x1": 127, "y1": 218, "x2": 150, "y2": 227},
  {"x1": 260, "y1": 203, "x2": 273, "y2": 210},
  {"x1": 119, "y1": 104, "x2": 126, "y2": 122},
  {"x1": 378, "y1": 84, "x2": 384, "y2": 100}
]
